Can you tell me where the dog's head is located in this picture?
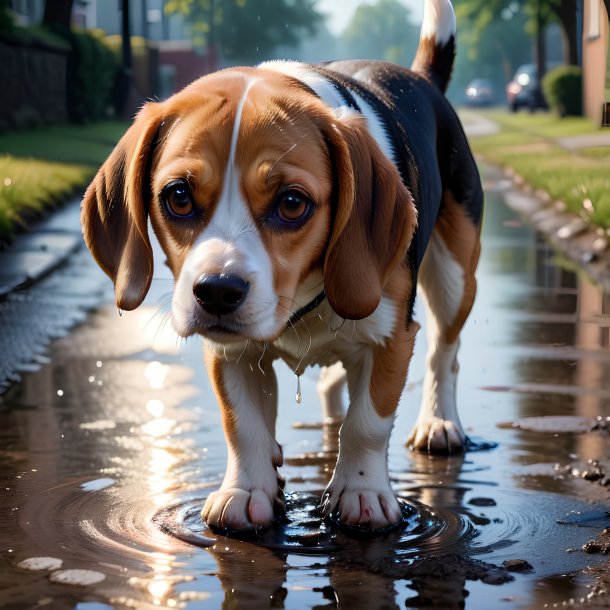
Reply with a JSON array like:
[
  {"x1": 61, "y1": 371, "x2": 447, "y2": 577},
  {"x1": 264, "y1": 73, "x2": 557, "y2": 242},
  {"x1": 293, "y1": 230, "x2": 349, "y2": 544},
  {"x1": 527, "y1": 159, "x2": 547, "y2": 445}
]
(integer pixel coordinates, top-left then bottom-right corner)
[{"x1": 82, "y1": 67, "x2": 416, "y2": 343}]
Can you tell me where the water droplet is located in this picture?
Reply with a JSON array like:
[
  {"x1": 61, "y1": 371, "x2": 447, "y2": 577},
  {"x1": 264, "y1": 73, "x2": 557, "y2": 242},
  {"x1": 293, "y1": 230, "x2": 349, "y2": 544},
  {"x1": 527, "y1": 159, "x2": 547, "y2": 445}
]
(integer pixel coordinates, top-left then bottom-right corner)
[
  {"x1": 295, "y1": 375, "x2": 302, "y2": 404},
  {"x1": 57, "y1": 389, "x2": 64, "y2": 397}
]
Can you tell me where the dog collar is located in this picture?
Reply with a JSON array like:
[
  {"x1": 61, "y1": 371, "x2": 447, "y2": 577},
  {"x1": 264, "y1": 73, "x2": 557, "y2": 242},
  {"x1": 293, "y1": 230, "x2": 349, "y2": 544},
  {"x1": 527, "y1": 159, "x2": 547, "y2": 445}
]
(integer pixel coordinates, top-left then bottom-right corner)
[{"x1": 287, "y1": 290, "x2": 326, "y2": 326}]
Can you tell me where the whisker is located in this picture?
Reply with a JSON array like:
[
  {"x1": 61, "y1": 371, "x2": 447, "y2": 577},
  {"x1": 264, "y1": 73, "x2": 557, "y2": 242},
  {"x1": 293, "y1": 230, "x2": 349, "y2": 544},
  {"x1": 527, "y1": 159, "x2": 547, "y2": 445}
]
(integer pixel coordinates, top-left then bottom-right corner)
[
  {"x1": 275, "y1": 301, "x2": 314, "y2": 375},
  {"x1": 257, "y1": 342, "x2": 268, "y2": 375},
  {"x1": 329, "y1": 317, "x2": 346, "y2": 354},
  {"x1": 236, "y1": 339, "x2": 250, "y2": 365}
]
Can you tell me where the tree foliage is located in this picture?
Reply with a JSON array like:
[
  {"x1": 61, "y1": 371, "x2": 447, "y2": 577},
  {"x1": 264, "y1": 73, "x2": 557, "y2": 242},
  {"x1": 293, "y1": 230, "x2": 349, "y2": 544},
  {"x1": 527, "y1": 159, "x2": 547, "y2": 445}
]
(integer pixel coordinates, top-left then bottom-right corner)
[
  {"x1": 0, "y1": 0, "x2": 13, "y2": 33},
  {"x1": 454, "y1": 0, "x2": 578, "y2": 65},
  {"x1": 43, "y1": 0, "x2": 75, "y2": 28},
  {"x1": 165, "y1": 0, "x2": 323, "y2": 63},
  {"x1": 339, "y1": 0, "x2": 419, "y2": 65},
  {"x1": 449, "y1": 6, "x2": 531, "y2": 100}
]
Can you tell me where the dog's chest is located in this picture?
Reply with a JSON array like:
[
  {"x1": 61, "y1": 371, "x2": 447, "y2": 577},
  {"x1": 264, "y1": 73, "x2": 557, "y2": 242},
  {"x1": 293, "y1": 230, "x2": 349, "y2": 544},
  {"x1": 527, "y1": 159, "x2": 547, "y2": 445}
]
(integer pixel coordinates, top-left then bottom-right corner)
[{"x1": 270, "y1": 296, "x2": 398, "y2": 374}]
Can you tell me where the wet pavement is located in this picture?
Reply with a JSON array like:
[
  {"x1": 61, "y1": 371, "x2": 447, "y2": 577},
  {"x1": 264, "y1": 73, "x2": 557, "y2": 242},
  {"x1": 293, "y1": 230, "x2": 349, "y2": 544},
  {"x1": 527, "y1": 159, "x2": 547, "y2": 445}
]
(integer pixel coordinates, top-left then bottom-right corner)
[{"x1": 1, "y1": 167, "x2": 610, "y2": 609}]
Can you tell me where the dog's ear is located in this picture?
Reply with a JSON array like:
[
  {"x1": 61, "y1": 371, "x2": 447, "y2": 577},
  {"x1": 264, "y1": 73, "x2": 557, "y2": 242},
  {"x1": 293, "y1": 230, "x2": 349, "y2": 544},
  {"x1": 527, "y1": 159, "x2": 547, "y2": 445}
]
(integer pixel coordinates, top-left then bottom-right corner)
[
  {"x1": 322, "y1": 109, "x2": 417, "y2": 320},
  {"x1": 81, "y1": 102, "x2": 164, "y2": 311}
]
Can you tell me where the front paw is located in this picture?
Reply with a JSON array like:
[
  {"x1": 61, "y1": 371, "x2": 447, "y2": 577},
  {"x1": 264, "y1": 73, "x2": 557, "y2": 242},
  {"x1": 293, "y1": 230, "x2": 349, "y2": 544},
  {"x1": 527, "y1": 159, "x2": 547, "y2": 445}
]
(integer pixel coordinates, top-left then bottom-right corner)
[
  {"x1": 407, "y1": 417, "x2": 465, "y2": 454},
  {"x1": 321, "y1": 483, "x2": 402, "y2": 530},
  {"x1": 202, "y1": 486, "x2": 284, "y2": 531}
]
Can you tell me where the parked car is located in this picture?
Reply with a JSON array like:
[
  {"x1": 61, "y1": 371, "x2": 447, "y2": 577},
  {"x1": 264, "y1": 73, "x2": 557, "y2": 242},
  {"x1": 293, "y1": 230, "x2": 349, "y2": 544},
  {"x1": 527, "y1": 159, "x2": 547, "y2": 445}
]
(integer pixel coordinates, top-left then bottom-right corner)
[
  {"x1": 464, "y1": 78, "x2": 496, "y2": 106},
  {"x1": 506, "y1": 63, "x2": 561, "y2": 112}
]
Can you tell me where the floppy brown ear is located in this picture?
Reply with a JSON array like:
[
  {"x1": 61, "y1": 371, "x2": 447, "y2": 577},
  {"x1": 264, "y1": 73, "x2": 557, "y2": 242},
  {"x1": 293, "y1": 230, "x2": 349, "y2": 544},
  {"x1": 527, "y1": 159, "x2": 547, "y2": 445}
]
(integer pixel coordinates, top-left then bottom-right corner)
[
  {"x1": 81, "y1": 102, "x2": 164, "y2": 311},
  {"x1": 323, "y1": 111, "x2": 417, "y2": 320}
]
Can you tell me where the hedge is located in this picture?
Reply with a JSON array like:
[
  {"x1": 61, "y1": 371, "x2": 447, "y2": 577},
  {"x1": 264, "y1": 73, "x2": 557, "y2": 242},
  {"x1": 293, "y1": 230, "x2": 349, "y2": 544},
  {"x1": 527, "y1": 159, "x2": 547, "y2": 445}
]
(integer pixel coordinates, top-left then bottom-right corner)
[
  {"x1": 542, "y1": 66, "x2": 583, "y2": 117},
  {"x1": 47, "y1": 25, "x2": 119, "y2": 123}
]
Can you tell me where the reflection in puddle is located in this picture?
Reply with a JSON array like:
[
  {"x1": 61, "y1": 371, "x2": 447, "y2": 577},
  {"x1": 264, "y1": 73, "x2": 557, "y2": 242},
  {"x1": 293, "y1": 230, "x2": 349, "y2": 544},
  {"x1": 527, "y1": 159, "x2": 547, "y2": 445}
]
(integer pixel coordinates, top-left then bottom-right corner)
[{"x1": 0, "y1": 171, "x2": 610, "y2": 608}]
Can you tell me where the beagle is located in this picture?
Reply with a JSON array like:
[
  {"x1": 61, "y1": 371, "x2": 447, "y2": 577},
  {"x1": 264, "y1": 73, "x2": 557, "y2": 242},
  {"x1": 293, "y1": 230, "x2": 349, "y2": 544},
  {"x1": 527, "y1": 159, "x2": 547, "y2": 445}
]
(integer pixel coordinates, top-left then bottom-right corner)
[{"x1": 82, "y1": 0, "x2": 483, "y2": 532}]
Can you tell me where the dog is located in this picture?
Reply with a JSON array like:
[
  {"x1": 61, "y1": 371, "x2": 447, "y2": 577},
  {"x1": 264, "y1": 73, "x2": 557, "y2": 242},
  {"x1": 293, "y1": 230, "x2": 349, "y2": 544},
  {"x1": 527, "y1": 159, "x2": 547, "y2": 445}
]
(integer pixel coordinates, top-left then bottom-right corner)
[{"x1": 81, "y1": 0, "x2": 483, "y2": 532}]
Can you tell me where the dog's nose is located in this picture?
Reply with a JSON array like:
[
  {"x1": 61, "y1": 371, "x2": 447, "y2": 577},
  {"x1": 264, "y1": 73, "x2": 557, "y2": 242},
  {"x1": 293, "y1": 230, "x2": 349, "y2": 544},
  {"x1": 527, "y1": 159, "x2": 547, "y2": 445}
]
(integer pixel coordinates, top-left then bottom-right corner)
[{"x1": 193, "y1": 274, "x2": 250, "y2": 316}]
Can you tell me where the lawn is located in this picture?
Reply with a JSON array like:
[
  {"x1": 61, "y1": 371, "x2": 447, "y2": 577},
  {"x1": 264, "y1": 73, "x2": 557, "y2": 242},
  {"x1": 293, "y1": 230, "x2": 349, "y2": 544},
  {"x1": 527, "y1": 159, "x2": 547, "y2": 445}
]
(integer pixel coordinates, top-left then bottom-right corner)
[
  {"x1": 0, "y1": 121, "x2": 127, "y2": 244},
  {"x1": 468, "y1": 111, "x2": 610, "y2": 230}
]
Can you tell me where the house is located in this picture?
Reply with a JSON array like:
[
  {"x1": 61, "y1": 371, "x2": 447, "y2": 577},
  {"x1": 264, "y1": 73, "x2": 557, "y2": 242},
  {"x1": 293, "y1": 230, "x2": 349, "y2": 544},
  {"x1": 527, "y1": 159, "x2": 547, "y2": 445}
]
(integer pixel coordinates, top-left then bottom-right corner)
[{"x1": 582, "y1": 0, "x2": 610, "y2": 125}]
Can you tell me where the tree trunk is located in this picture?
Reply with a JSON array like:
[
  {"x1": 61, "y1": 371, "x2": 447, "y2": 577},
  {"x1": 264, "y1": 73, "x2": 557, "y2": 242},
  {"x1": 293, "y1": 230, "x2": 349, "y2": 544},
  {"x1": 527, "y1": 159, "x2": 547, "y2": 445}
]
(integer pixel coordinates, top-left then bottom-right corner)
[
  {"x1": 551, "y1": 0, "x2": 579, "y2": 65},
  {"x1": 43, "y1": 0, "x2": 74, "y2": 28},
  {"x1": 115, "y1": 0, "x2": 133, "y2": 117},
  {"x1": 534, "y1": 3, "x2": 547, "y2": 109}
]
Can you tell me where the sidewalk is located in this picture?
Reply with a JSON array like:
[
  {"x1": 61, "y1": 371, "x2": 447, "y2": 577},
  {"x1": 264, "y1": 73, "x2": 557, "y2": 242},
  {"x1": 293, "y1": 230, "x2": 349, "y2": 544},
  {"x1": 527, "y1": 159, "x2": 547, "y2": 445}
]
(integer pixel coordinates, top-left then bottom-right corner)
[
  {"x1": 0, "y1": 197, "x2": 110, "y2": 392},
  {"x1": 460, "y1": 108, "x2": 610, "y2": 149},
  {"x1": 0, "y1": 198, "x2": 84, "y2": 298}
]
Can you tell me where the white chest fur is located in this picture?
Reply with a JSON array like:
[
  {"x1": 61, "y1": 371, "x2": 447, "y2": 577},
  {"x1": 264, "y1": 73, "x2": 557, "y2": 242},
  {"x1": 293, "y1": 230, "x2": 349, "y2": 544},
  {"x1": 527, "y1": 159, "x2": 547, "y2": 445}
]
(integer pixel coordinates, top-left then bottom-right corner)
[
  {"x1": 271, "y1": 286, "x2": 397, "y2": 374},
  {"x1": 206, "y1": 273, "x2": 398, "y2": 374}
]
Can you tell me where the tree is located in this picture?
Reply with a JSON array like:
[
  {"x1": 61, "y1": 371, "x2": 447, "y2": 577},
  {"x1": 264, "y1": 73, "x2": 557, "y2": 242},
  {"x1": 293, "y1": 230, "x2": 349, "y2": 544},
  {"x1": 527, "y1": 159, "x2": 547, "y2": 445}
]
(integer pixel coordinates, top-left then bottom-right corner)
[
  {"x1": 0, "y1": 0, "x2": 14, "y2": 33},
  {"x1": 165, "y1": 0, "x2": 323, "y2": 64},
  {"x1": 551, "y1": 0, "x2": 577, "y2": 65},
  {"x1": 339, "y1": 0, "x2": 420, "y2": 65},
  {"x1": 449, "y1": 5, "x2": 531, "y2": 100},
  {"x1": 42, "y1": 0, "x2": 74, "y2": 28},
  {"x1": 454, "y1": 0, "x2": 579, "y2": 67}
]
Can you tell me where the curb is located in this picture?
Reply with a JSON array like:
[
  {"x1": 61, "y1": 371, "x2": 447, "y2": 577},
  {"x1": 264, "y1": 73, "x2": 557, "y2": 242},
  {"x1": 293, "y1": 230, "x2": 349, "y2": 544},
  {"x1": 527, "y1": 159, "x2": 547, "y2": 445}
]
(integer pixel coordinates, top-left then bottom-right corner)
[
  {"x1": 0, "y1": 197, "x2": 84, "y2": 299},
  {"x1": 485, "y1": 164, "x2": 610, "y2": 291}
]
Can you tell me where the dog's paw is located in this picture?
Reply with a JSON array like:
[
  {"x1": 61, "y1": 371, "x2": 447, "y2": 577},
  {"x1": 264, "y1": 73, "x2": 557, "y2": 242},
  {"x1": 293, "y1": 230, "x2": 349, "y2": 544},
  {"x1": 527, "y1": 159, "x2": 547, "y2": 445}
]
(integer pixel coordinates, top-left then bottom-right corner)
[
  {"x1": 321, "y1": 484, "x2": 402, "y2": 530},
  {"x1": 407, "y1": 417, "x2": 465, "y2": 454},
  {"x1": 202, "y1": 486, "x2": 284, "y2": 531}
]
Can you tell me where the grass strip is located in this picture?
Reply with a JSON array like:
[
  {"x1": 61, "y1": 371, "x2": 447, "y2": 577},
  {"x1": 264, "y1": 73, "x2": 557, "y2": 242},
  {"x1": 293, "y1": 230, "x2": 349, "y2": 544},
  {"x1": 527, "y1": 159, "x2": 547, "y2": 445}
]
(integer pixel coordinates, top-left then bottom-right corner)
[
  {"x1": 468, "y1": 111, "x2": 610, "y2": 230},
  {"x1": 0, "y1": 121, "x2": 127, "y2": 244}
]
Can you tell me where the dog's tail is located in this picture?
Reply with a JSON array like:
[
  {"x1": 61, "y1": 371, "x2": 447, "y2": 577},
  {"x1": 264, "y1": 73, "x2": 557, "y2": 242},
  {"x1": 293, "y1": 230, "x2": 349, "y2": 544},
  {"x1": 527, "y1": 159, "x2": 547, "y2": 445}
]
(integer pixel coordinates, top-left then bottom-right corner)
[{"x1": 411, "y1": 0, "x2": 456, "y2": 93}]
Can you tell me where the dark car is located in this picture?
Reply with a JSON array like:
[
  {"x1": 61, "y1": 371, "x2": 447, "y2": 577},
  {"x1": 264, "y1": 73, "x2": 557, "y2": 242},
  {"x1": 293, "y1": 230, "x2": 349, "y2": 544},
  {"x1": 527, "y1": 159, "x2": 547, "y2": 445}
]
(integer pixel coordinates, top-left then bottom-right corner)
[
  {"x1": 506, "y1": 63, "x2": 560, "y2": 112},
  {"x1": 464, "y1": 78, "x2": 495, "y2": 106}
]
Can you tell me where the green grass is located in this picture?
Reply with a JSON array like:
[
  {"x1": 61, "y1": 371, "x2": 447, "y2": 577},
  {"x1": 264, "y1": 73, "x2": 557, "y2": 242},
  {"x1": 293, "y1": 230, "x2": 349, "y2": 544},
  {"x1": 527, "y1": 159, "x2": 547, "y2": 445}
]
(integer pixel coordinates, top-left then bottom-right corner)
[
  {"x1": 470, "y1": 112, "x2": 610, "y2": 230},
  {"x1": 484, "y1": 111, "x2": 599, "y2": 138},
  {"x1": 0, "y1": 121, "x2": 127, "y2": 244}
]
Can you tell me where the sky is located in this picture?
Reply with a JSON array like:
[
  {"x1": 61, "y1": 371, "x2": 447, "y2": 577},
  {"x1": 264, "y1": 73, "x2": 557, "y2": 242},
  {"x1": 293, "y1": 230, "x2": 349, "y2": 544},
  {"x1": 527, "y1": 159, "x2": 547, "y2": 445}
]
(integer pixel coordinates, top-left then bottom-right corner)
[{"x1": 315, "y1": 0, "x2": 424, "y2": 35}]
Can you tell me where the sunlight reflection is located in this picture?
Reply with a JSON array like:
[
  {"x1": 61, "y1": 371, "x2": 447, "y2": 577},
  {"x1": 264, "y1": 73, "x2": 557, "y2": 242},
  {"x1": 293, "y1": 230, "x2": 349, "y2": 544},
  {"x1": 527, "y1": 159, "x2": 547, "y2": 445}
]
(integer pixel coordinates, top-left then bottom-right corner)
[
  {"x1": 129, "y1": 552, "x2": 195, "y2": 608},
  {"x1": 139, "y1": 308, "x2": 182, "y2": 353},
  {"x1": 142, "y1": 418, "x2": 176, "y2": 437},
  {"x1": 145, "y1": 361, "x2": 170, "y2": 390},
  {"x1": 146, "y1": 399, "x2": 166, "y2": 418}
]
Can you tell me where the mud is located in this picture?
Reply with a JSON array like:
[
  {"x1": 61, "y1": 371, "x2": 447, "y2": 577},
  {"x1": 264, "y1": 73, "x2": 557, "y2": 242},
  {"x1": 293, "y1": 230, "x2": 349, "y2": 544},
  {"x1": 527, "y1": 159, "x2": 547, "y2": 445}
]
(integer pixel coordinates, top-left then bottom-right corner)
[{"x1": 1, "y1": 170, "x2": 610, "y2": 609}]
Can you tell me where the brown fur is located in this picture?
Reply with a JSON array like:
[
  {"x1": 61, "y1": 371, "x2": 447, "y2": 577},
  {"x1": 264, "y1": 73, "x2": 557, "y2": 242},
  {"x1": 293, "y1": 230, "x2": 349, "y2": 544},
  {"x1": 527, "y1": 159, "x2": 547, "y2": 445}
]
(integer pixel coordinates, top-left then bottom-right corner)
[
  {"x1": 370, "y1": 265, "x2": 419, "y2": 417},
  {"x1": 435, "y1": 190, "x2": 481, "y2": 345},
  {"x1": 322, "y1": 112, "x2": 417, "y2": 320}
]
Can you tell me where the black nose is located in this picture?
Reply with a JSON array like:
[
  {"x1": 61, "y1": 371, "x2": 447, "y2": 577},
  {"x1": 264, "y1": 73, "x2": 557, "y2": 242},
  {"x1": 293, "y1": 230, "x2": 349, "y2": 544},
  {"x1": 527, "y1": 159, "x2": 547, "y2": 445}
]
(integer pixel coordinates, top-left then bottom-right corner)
[{"x1": 193, "y1": 274, "x2": 250, "y2": 316}]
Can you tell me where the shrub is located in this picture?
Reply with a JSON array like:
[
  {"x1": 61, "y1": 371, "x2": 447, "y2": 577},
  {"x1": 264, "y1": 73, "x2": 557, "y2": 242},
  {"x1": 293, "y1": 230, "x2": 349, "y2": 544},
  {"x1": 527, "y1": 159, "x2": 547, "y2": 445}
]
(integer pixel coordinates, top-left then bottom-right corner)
[
  {"x1": 46, "y1": 25, "x2": 118, "y2": 123},
  {"x1": 542, "y1": 66, "x2": 583, "y2": 117}
]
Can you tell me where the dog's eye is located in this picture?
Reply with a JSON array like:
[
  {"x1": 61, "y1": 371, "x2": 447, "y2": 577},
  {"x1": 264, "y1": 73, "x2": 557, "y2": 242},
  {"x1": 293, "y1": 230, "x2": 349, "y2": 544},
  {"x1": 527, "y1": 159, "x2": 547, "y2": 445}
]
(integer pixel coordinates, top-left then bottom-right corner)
[
  {"x1": 162, "y1": 180, "x2": 194, "y2": 218},
  {"x1": 275, "y1": 190, "x2": 311, "y2": 224}
]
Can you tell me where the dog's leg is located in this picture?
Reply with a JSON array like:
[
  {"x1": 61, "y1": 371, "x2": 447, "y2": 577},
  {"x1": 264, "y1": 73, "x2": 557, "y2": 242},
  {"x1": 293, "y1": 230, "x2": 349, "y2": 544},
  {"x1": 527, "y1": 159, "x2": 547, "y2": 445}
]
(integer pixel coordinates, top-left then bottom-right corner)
[
  {"x1": 322, "y1": 319, "x2": 418, "y2": 529},
  {"x1": 408, "y1": 194, "x2": 481, "y2": 453},
  {"x1": 202, "y1": 346, "x2": 284, "y2": 530},
  {"x1": 317, "y1": 362, "x2": 347, "y2": 422}
]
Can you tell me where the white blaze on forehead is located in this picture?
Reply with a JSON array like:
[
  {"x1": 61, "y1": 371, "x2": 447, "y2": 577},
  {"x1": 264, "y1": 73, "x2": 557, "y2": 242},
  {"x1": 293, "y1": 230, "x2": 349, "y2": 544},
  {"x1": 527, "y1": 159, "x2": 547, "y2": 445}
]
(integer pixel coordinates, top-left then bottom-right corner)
[
  {"x1": 420, "y1": 0, "x2": 456, "y2": 45},
  {"x1": 171, "y1": 75, "x2": 279, "y2": 338},
  {"x1": 214, "y1": 76, "x2": 261, "y2": 239}
]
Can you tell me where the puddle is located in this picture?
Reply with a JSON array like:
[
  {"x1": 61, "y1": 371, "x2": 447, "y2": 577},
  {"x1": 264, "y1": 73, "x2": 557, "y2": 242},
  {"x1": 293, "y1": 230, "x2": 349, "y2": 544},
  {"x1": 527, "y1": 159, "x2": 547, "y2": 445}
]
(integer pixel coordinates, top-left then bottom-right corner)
[{"x1": 1, "y1": 169, "x2": 610, "y2": 609}]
